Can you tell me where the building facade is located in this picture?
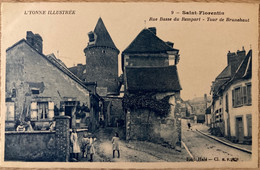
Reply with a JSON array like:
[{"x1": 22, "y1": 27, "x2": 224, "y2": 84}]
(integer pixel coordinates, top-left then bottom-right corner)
[
  {"x1": 122, "y1": 27, "x2": 183, "y2": 149},
  {"x1": 5, "y1": 31, "x2": 99, "y2": 131},
  {"x1": 210, "y1": 48, "x2": 252, "y2": 144}
]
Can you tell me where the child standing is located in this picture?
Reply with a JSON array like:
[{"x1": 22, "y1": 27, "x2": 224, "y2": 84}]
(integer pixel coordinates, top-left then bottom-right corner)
[{"x1": 112, "y1": 132, "x2": 120, "y2": 158}]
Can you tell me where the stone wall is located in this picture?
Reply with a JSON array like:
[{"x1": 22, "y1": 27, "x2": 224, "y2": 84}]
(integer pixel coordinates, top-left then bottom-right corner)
[
  {"x1": 126, "y1": 95, "x2": 181, "y2": 148},
  {"x1": 5, "y1": 116, "x2": 72, "y2": 162},
  {"x1": 5, "y1": 131, "x2": 56, "y2": 161},
  {"x1": 84, "y1": 47, "x2": 119, "y2": 95},
  {"x1": 109, "y1": 98, "x2": 124, "y2": 127}
]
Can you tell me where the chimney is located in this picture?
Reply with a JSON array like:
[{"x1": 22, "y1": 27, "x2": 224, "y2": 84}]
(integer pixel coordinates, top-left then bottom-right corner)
[
  {"x1": 26, "y1": 31, "x2": 43, "y2": 53},
  {"x1": 236, "y1": 47, "x2": 246, "y2": 61},
  {"x1": 227, "y1": 48, "x2": 245, "y2": 75},
  {"x1": 148, "y1": 27, "x2": 156, "y2": 35},
  {"x1": 166, "y1": 41, "x2": 174, "y2": 48},
  {"x1": 26, "y1": 31, "x2": 34, "y2": 46},
  {"x1": 204, "y1": 94, "x2": 207, "y2": 110},
  {"x1": 34, "y1": 34, "x2": 43, "y2": 53}
]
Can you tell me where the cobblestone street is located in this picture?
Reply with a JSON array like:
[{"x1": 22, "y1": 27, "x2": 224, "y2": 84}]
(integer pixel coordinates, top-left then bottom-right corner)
[
  {"x1": 80, "y1": 127, "x2": 189, "y2": 162},
  {"x1": 181, "y1": 119, "x2": 251, "y2": 162}
]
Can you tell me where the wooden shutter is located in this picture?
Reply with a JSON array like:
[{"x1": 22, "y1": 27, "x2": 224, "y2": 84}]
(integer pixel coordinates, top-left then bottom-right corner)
[
  {"x1": 30, "y1": 102, "x2": 38, "y2": 120},
  {"x1": 242, "y1": 86, "x2": 247, "y2": 105},
  {"x1": 247, "y1": 84, "x2": 252, "y2": 104},
  {"x1": 247, "y1": 115, "x2": 252, "y2": 137},
  {"x1": 48, "y1": 102, "x2": 54, "y2": 119},
  {"x1": 5, "y1": 102, "x2": 14, "y2": 121},
  {"x1": 232, "y1": 90, "x2": 235, "y2": 107}
]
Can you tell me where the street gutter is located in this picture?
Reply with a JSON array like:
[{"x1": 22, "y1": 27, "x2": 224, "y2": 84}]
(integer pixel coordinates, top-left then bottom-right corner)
[
  {"x1": 181, "y1": 141, "x2": 196, "y2": 162},
  {"x1": 195, "y1": 129, "x2": 252, "y2": 154}
]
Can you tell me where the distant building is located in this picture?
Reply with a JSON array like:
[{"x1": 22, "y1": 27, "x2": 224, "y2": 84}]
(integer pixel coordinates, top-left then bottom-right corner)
[
  {"x1": 5, "y1": 31, "x2": 100, "y2": 131},
  {"x1": 210, "y1": 48, "x2": 252, "y2": 144},
  {"x1": 188, "y1": 95, "x2": 211, "y2": 123},
  {"x1": 122, "y1": 27, "x2": 182, "y2": 149}
]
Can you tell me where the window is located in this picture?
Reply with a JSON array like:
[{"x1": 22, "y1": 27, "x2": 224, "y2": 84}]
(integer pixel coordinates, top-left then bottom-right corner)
[
  {"x1": 168, "y1": 55, "x2": 175, "y2": 66},
  {"x1": 31, "y1": 89, "x2": 40, "y2": 94},
  {"x1": 11, "y1": 89, "x2": 16, "y2": 98},
  {"x1": 30, "y1": 101, "x2": 54, "y2": 120},
  {"x1": 232, "y1": 83, "x2": 252, "y2": 108}
]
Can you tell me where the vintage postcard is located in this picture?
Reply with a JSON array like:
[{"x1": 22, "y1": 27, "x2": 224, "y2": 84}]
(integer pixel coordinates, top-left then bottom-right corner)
[{"x1": 0, "y1": 2, "x2": 259, "y2": 169}]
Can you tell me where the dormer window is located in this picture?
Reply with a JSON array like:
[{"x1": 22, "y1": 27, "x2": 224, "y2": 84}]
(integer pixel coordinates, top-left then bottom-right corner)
[
  {"x1": 31, "y1": 88, "x2": 40, "y2": 94},
  {"x1": 88, "y1": 31, "x2": 97, "y2": 45}
]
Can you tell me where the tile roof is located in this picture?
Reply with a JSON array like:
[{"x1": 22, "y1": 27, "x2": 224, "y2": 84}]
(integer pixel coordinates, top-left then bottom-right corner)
[
  {"x1": 216, "y1": 65, "x2": 231, "y2": 80},
  {"x1": 68, "y1": 64, "x2": 87, "y2": 81},
  {"x1": 86, "y1": 17, "x2": 119, "y2": 52},
  {"x1": 212, "y1": 49, "x2": 252, "y2": 96},
  {"x1": 6, "y1": 39, "x2": 90, "y2": 91},
  {"x1": 123, "y1": 28, "x2": 179, "y2": 54},
  {"x1": 125, "y1": 65, "x2": 182, "y2": 93}
]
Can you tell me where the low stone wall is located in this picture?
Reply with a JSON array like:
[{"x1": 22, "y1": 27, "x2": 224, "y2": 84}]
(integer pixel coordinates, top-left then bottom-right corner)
[
  {"x1": 5, "y1": 116, "x2": 72, "y2": 162},
  {"x1": 5, "y1": 131, "x2": 56, "y2": 161}
]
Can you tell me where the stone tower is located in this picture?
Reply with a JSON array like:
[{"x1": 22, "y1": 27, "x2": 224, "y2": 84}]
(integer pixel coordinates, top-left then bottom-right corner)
[{"x1": 84, "y1": 17, "x2": 119, "y2": 96}]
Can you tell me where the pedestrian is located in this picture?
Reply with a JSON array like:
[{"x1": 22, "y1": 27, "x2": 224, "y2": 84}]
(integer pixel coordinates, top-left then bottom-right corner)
[
  {"x1": 187, "y1": 122, "x2": 191, "y2": 130},
  {"x1": 87, "y1": 134, "x2": 96, "y2": 162},
  {"x1": 112, "y1": 132, "x2": 120, "y2": 158},
  {"x1": 49, "y1": 121, "x2": 56, "y2": 132},
  {"x1": 26, "y1": 120, "x2": 34, "y2": 131},
  {"x1": 70, "y1": 128, "x2": 80, "y2": 161},
  {"x1": 81, "y1": 133, "x2": 89, "y2": 158},
  {"x1": 16, "y1": 122, "x2": 25, "y2": 132}
]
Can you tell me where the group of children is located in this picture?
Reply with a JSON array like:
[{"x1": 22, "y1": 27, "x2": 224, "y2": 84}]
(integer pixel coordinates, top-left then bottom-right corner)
[{"x1": 70, "y1": 129, "x2": 120, "y2": 162}]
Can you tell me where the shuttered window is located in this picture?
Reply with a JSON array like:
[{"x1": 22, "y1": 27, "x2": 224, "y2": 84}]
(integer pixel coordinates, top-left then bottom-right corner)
[
  {"x1": 30, "y1": 101, "x2": 54, "y2": 120},
  {"x1": 232, "y1": 83, "x2": 252, "y2": 108},
  {"x1": 5, "y1": 102, "x2": 15, "y2": 121}
]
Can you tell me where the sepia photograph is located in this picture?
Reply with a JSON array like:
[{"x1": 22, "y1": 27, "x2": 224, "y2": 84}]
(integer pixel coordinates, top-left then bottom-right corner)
[{"x1": 1, "y1": 2, "x2": 259, "y2": 168}]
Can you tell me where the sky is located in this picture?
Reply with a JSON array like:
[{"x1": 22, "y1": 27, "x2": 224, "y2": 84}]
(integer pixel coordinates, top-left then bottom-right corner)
[{"x1": 2, "y1": 3, "x2": 258, "y2": 101}]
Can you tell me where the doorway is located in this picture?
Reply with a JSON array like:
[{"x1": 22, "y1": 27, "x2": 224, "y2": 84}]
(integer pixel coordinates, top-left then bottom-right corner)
[{"x1": 236, "y1": 117, "x2": 244, "y2": 143}]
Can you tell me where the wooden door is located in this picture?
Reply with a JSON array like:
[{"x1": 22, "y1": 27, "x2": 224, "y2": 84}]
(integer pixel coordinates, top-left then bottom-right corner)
[{"x1": 236, "y1": 117, "x2": 244, "y2": 143}]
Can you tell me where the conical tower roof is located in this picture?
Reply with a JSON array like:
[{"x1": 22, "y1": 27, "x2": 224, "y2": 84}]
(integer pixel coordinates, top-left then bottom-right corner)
[{"x1": 86, "y1": 17, "x2": 119, "y2": 52}]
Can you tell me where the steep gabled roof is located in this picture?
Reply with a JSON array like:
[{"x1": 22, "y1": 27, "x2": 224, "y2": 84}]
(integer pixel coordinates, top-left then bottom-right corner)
[
  {"x1": 125, "y1": 65, "x2": 182, "y2": 93},
  {"x1": 212, "y1": 49, "x2": 252, "y2": 96},
  {"x1": 6, "y1": 39, "x2": 90, "y2": 91},
  {"x1": 216, "y1": 65, "x2": 231, "y2": 80},
  {"x1": 232, "y1": 49, "x2": 252, "y2": 81},
  {"x1": 87, "y1": 17, "x2": 119, "y2": 52},
  {"x1": 123, "y1": 28, "x2": 179, "y2": 54}
]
